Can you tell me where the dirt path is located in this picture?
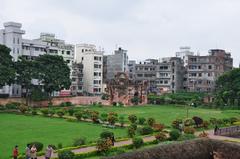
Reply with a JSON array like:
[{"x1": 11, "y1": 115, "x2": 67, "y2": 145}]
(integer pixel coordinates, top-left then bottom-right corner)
[{"x1": 38, "y1": 136, "x2": 155, "y2": 159}]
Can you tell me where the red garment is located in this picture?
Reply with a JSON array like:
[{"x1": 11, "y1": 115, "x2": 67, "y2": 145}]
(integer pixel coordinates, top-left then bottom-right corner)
[{"x1": 13, "y1": 148, "x2": 18, "y2": 157}]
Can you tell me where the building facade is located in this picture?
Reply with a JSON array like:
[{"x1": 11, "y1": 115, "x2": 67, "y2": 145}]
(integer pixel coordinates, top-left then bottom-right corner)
[
  {"x1": 75, "y1": 44, "x2": 103, "y2": 95},
  {"x1": 104, "y1": 47, "x2": 128, "y2": 82},
  {"x1": 185, "y1": 49, "x2": 233, "y2": 92},
  {"x1": 70, "y1": 63, "x2": 84, "y2": 96},
  {"x1": 0, "y1": 22, "x2": 75, "y2": 97}
]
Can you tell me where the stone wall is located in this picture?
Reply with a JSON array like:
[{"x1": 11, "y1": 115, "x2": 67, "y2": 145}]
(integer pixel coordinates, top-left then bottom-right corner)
[{"x1": 0, "y1": 96, "x2": 109, "y2": 107}]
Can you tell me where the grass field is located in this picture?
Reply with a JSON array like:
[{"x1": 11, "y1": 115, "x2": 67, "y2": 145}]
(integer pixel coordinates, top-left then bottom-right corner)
[
  {"x1": 0, "y1": 113, "x2": 127, "y2": 159},
  {"x1": 76, "y1": 105, "x2": 240, "y2": 125}
]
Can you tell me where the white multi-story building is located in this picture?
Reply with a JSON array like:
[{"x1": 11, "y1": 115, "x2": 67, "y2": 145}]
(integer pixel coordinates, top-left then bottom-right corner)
[
  {"x1": 176, "y1": 46, "x2": 194, "y2": 66},
  {"x1": 75, "y1": 44, "x2": 103, "y2": 95},
  {"x1": 0, "y1": 22, "x2": 75, "y2": 97}
]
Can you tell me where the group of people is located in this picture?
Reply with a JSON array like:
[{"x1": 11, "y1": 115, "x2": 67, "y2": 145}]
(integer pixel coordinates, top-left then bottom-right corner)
[{"x1": 13, "y1": 144, "x2": 53, "y2": 159}]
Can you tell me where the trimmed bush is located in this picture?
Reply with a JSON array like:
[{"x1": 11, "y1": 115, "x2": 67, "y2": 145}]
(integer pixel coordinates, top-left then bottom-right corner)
[
  {"x1": 147, "y1": 118, "x2": 156, "y2": 127},
  {"x1": 40, "y1": 108, "x2": 49, "y2": 116},
  {"x1": 108, "y1": 112, "x2": 118, "y2": 125},
  {"x1": 192, "y1": 116, "x2": 203, "y2": 127},
  {"x1": 155, "y1": 132, "x2": 168, "y2": 141},
  {"x1": 100, "y1": 131, "x2": 114, "y2": 139},
  {"x1": 128, "y1": 126, "x2": 136, "y2": 138},
  {"x1": 132, "y1": 137, "x2": 144, "y2": 149},
  {"x1": 96, "y1": 138, "x2": 112, "y2": 153},
  {"x1": 130, "y1": 123, "x2": 137, "y2": 130},
  {"x1": 139, "y1": 126, "x2": 153, "y2": 135},
  {"x1": 31, "y1": 110, "x2": 37, "y2": 115},
  {"x1": 101, "y1": 113, "x2": 108, "y2": 122},
  {"x1": 183, "y1": 127, "x2": 196, "y2": 134},
  {"x1": 138, "y1": 117, "x2": 146, "y2": 125},
  {"x1": 5, "y1": 102, "x2": 20, "y2": 109},
  {"x1": 18, "y1": 104, "x2": 28, "y2": 113},
  {"x1": 152, "y1": 123, "x2": 165, "y2": 132},
  {"x1": 57, "y1": 110, "x2": 65, "y2": 118},
  {"x1": 27, "y1": 141, "x2": 43, "y2": 152},
  {"x1": 75, "y1": 111, "x2": 83, "y2": 121},
  {"x1": 169, "y1": 129, "x2": 181, "y2": 141},
  {"x1": 73, "y1": 137, "x2": 86, "y2": 146},
  {"x1": 68, "y1": 108, "x2": 75, "y2": 116},
  {"x1": 171, "y1": 119, "x2": 183, "y2": 129},
  {"x1": 58, "y1": 150, "x2": 75, "y2": 159},
  {"x1": 203, "y1": 120, "x2": 209, "y2": 129},
  {"x1": 128, "y1": 114, "x2": 137, "y2": 124},
  {"x1": 184, "y1": 118, "x2": 195, "y2": 127}
]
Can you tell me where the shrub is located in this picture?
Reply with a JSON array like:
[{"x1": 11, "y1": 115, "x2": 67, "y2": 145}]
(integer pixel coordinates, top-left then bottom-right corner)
[
  {"x1": 96, "y1": 138, "x2": 112, "y2": 153},
  {"x1": 73, "y1": 137, "x2": 86, "y2": 146},
  {"x1": 233, "y1": 121, "x2": 240, "y2": 126},
  {"x1": 183, "y1": 127, "x2": 196, "y2": 134},
  {"x1": 100, "y1": 131, "x2": 114, "y2": 139},
  {"x1": 119, "y1": 115, "x2": 125, "y2": 127},
  {"x1": 5, "y1": 102, "x2": 20, "y2": 109},
  {"x1": 130, "y1": 123, "x2": 137, "y2": 130},
  {"x1": 57, "y1": 110, "x2": 65, "y2": 118},
  {"x1": 112, "y1": 102, "x2": 117, "y2": 106},
  {"x1": 48, "y1": 109, "x2": 55, "y2": 117},
  {"x1": 192, "y1": 116, "x2": 203, "y2": 127},
  {"x1": 90, "y1": 110, "x2": 99, "y2": 123},
  {"x1": 58, "y1": 143, "x2": 63, "y2": 149},
  {"x1": 132, "y1": 137, "x2": 144, "y2": 149},
  {"x1": 18, "y1": 104, "x2": 28, "y2": 113},
  {"x1": 139, "y1": 126, "x2": 153, "y2": 135},
  {"x1": 100, "y1": 113, "x2": 108, "y2": 123},
  {"x1": 202, "y1": 120, "x2": 209, "y2": 129},
  {"x1": 198, "y1": 131, "x2": 209, "y2": 138},
  {"x1": 155, "y1": 132, "x2": 168, "y2": 141},
  {"x1": 75, "y1": 111, "x2": 83, "y2": 121},
  {"x1": 40, "y1": 108, "x2": 49, "y2": 116},
  {"x1": 128, "y1": 114, "x2": 137, "y2": 124},
  {"x1": 118, "y1": 102, "x2": 124, "y2": 107},
  {"x1": 178, "y1": 134, "x2": 196, "y2": 141},
  {"x1": 131, "y1": 97, "x2": 140, "y2": 105},
  {"x1": 31, "y1": 110, "x2": 37, "y2": 115},
  {"x1": 147, "y1": 117, "x2": 156, "y2": 127},
  {"x1": 101, "y1": 94, "x2": 109, "y2": 100},
  {"x1": 128, "y1": 126, "x2": 136, "y2": 138},
  {"x1": 49, "y1": 144, "x2": 57, "y2": 150},
  {"x1": 108, "y1": 112, "x2": 118, "y2": 125},
  {"x1": 138, "y1": 117, "x2": 146, "y2": 125},
  {"x1": 27, "y1": 141, "x2": 43, "y2": 152},
  {"x1": 58, "y1": 150, "x2": 75, "y2": 159},
  {"x1": 68, "y1": 108, "x2": 75, "y2": 116},
  {"x1": 152, "y1": 123, "x2": 165, "y2": 132},
  {"x1": 209, "y1": 117, "x2": 217, "y2": 125},
  {"x1": 171, "y1": 119, "x2": 183, "y2": 129},
  {"x1": 169, "y1": 129, "x2": 181, "y2": 141},
  {"x1": 184, "y1": 118, "x2": 195, "y2": 127},
  {"x1": 230, "y1": 117, "x2": 238, "y2": 124}
]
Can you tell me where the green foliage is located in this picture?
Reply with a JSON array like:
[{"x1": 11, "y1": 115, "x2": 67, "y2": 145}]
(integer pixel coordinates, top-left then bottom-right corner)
[
  {"x1": 119, "y1": 115, "x2": 125, "y2": 127},
  {"x1": 178, "y1": 134, "x2": 196, "y2": 141},
  {"x1": 127, "y1": 126, "x2": 136, "y2": 138},
  {"x1": 108, "y1": 112, "x2": 118, "y2": 125},
  {"x1": 169, "y1": 129, "x2": 181, "y2": 141},
  {"x1": 155, "y1": 132, "x2": 168, "y2": 141},
  {"x1": 131, "y1": 97, "x2": 140, "y2": 105},
  {"x1": 73, "y1": 137, "x2": 86, "y2": 146},
  {"x1": 35, "y1": 54, "x2": 71, "y2": 100},
  {"x1": 58, "y1": 143, "x2": 63, "y2": 149},
  {"x1": 40, "y1": 108, "x2": 49, "y2": 116},
  {"x1": 138, "y1": 117, "x2": 146, "y2": 125},
  {"x1": 90, "y1": 110, "x2": 99, "y2": 123},
  {"x1": 183, "y1": 127, "x2": 196, "y2": 134},
  {"x1": 30, "y1": 87, "x2": 49, "y2": 101},
  {"x1": 147, "y1": 117, "x2": 156, "y2": 127},
  {"x1": 184, "y1": 118, "x2": 195, "y2": 127},
  {"x1": 132, "y1": 137, "x2": 144, "y2": 149},
  {"x1": 75, "y1": 111, "x2": 83, "y2": 121},
  {"x1": 171, "y1": 119, "x2": 183, "y2": 129},
  {"x1": 57, "y1": 110, "x2": 65, "y2": 118},
  {"x1": 0, "y1": 44, "x2": 15, "y2": 87},
  {"x1": 100, "y1": 131, "x2": 114, "y2": 139},
  {"x1": 101, "y1": 113, "x2": 108, "y2": 122},
  {"x1": 58, "y1": 150, "x2": 75, "y2": 159},
  {"x1": 128, "y1": 114, "x2": 137, "y2": 124},
  {"x1": 48, "y1": 109, "x2": 55, "y2": 117},
  {"x1": 130, "y1": 123, "x2": 137, "y2": 130},
  {"x1": 5, "y1": 102, "x2": 20, "y2": 109},
  {"x1": 101, "y1": 94, "x2": 109, "y2": 100},
  {"x1": 202, "y1": 120, "x2": 209, "y2": 129},
  {"x1": 96, "y1": 138, "x2": 112, "y2": 153},
  {"x1": 18, "y1": 104, "x2": 28, "y2": 113},
  {"x1": 138, "y1": 126, "x2": 153, "y2": 135},
  {"x1": 31, "y1": 109, "x2": 37, "y2": 115},
  {"x1": 27, "y1": 141, "x2": 44, "y2": 151}
]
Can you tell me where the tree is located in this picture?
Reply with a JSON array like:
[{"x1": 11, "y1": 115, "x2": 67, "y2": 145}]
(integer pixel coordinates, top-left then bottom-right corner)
[
  {"x1": 35, "y1": 54, "x2": 71, "y2": 101},
  {"x1": 15, "y1": 57, "x2": 36, "y2": 105},
  {"x1": 0, "y1": 45, "x2": 15, "y2": 87},
  {"x1": 215, "y1": 68, "x2": 240, "y2": 107},
  {"x1": 128, "y1": 114, "x2": 137, "y2": 124}
]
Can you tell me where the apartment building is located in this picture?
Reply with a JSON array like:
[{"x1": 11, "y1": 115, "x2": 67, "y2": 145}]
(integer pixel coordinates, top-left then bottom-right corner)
[
  {"x1": 0, "y1": 22, "x2": 75, "y2": 97},
  {"x1": 185, "y1": 49, "x2": 233, "y2": 92},
  {"x1": 70, "y1": 62, "x2": 84, "y2": 96},
  {"x1": 104, "y1": 47, "x2": 128, "y2": 82},
  {"x1": 75, "y1": 44, "x2": 103, "y2": 95}
]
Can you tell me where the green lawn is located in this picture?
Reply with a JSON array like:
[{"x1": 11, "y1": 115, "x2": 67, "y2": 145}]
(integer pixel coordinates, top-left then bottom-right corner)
[
  {"x1": 76, "y1": 105, "x2": 240, "y2": 125},
  {"x1": 0, "y1": 113, "x2": 127, "y2": 159}
]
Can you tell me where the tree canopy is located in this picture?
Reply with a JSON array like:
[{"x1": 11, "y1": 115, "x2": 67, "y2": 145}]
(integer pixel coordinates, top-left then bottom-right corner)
[
  {"x1": 0, "y1": 44, "x2": 15, "y2": 87},
  {"x1": 215, "y1": 68, "x2": 240, "y2": 106}
]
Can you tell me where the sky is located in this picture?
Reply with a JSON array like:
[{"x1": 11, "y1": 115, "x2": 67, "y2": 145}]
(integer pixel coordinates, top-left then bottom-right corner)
[{"x1": 0, "y1": 0, "x2": 240, "y2": 66}]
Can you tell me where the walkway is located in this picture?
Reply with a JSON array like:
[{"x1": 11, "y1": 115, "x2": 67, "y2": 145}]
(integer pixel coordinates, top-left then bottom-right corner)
[{"x1": 38, "y1": 136, "x2": 155, "y2": 159}]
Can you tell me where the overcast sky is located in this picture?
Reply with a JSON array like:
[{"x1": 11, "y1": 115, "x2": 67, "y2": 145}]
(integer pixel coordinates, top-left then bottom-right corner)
[{"x1": 0, "y1": 0, "x2": 239, "y2": 66}]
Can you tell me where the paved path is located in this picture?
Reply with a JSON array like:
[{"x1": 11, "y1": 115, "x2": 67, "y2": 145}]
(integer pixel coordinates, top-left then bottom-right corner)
[{"x1": 38, "y1": 136, "x2": 155, "y2": 159}]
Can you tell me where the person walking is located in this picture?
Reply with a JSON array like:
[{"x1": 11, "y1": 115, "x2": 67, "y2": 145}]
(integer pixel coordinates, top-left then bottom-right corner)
[
  {"x1": 45, "y1": 145, "x2": 53, "y2": 159},
  {"x1": 30, "y1": 144, "x2": 37, "y2": 159},
  {"x1": 25, "y1": 144, "x2": 31, "y2": 159},
  {"x1": 13, "y1": 145, "x2": 18, "y2": 159}
]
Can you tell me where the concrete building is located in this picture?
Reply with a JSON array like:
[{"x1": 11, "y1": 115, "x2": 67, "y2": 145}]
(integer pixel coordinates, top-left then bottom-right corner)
[
  {"x1": 75, "y1": 44, "x2": 103, "y2": 95},
  {"x1": 156, "y1": 57, "x2": 184, "y2": 94},
  {"x1": 185, "y1": 49, "x2": 233, "y2": 92},
  {"x1": 0, "y1": 22, "x2": 75, "y2": 97},
  {"x1": 176, "y1": 46, "x2": 194, "y2": 66},
  {"x1": 104, "y1": 47, "x2": 128, "y2": 82},
  {"x1": 70, "y1": 62, "x2": 84, "y2": 96}
]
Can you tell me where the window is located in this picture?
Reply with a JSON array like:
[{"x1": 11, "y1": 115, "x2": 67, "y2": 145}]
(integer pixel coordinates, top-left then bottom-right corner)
[
  {"x1": 72, "y1": 78, "x2": 76, "y2": 82},
  {"x1": 208, "y1": 65, "x2": 212, "y2": 70},
  {"x1": 17, "y1": 48, "x2": 19, "y2": 54},
  {"x1": 13, "y1": 47, "x2": 15, "y2": 54},
  {"x1": 66, "y1": 60, "x2": 70, "y2": 63},
  {"x1": 82, "y1": 49, "x2": 84, "y2": 52},
  {"x1": 199, "y1": 73, "x2": 202, "y2": 77},
  {"x1": 164, "y1": 80, "x2": 168, "y2": 84},
  {"x1": 35, "y1": 47, "x2": 39, "y2": 51},
  {"x1": 62, "y1": 50, "x2": 64, "y2": 54},
  {"x1": 17, "y1": 38, "x2": 20, "y2": 44},
  {"x1": 67, "y1": 51, "x2": 70, "y2": 55},
  {"x1": 13, "y1": 37, "x2": 15, "y2": 44}
]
